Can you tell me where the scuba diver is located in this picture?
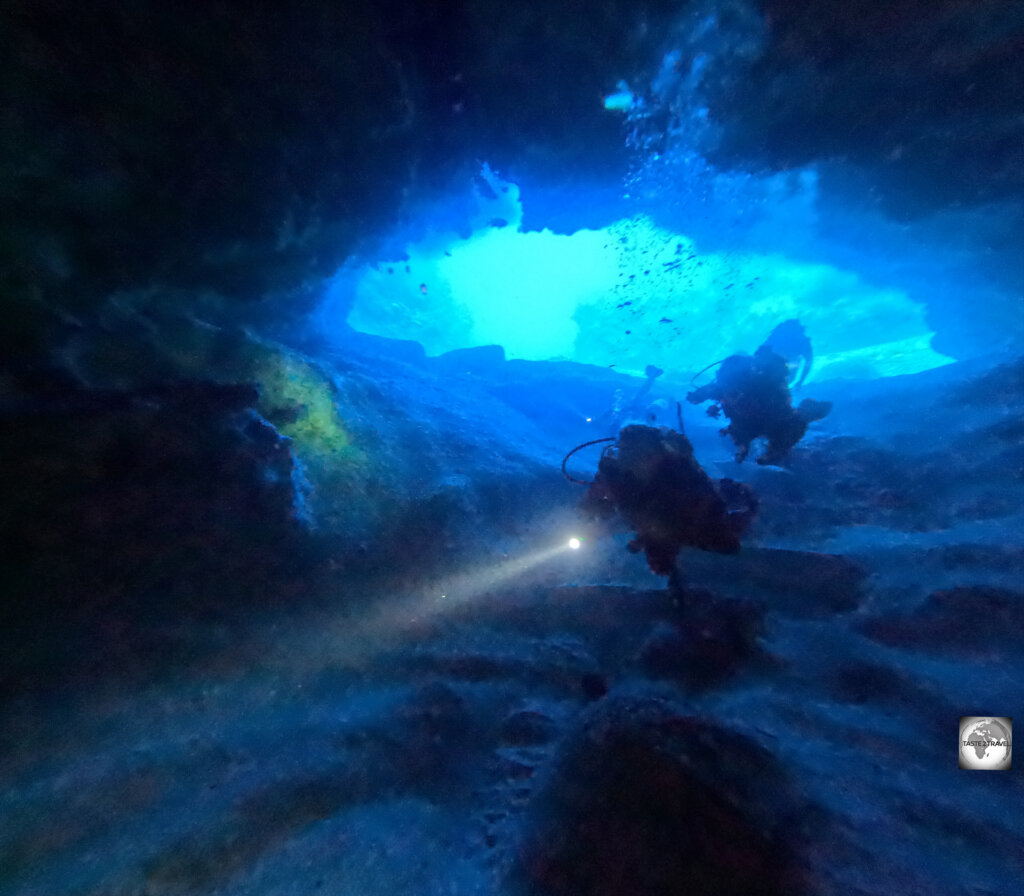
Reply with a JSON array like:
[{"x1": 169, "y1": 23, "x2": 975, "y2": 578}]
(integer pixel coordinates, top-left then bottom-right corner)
[
  {"x1": 761, "y1": 318, "x2": 813, "y2": 389},
  {"x1": 686, "y1": 321, "x2": 831, "y2": 465},
  {"x1": 565, "y1": 423, "x2": 758, "y2": 578},
  {"x1": 594, "y1": 364, "x2": 669, "y2": 431}
]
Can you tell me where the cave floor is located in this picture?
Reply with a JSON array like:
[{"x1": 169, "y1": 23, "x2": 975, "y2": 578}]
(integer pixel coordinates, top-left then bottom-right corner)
[{"x1": 3, "y1": 358, "x2": 1024, "y2": 895}]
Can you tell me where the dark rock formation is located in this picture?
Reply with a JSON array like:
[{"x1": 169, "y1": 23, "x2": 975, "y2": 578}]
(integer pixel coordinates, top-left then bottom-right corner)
[
  {"x1": 859, "y1": 585, "x2": 1024, "y2": 660},
  {"x1": 710, "y1": 0, "x2": 1024, "y2": 216},
  {"x1": 0, "y1": 377, "x2": 302, "y2": 694},
  {"x1": 0, "y1": 0, "x2": 680, "y2": 363},
  {"x1": 3, "y1": 0, "x2": 1022, "y2": 372},
  {"x1": 639, "y1": 588, "x2": 769, "y2": 688},
  {"x1": 514, "y1": 696, "x2": 811, "y2": 896}
]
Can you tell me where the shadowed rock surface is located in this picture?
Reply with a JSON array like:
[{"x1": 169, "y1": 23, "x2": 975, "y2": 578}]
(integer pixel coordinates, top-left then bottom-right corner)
[{"x1": 2, "y1": 352, "x2": 1024, "y2": 895}]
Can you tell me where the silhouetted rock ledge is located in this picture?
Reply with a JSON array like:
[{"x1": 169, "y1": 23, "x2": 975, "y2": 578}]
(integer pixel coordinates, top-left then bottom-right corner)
[{"x1": 513, "y1": 696, "x2": 813, "y2": 896}]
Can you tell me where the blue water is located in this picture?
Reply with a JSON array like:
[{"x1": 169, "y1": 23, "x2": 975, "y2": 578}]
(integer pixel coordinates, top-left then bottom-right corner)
[{"x1": 2, "y1": 3, "x2": 1023, "y2": 895}]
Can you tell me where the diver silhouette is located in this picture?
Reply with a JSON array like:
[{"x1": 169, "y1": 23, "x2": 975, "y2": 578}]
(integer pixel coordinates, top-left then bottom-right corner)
[
  {"x1": 687, "y1": 338, "x2": 831, "y2": 465},
  {"x1": 566, "y1": 423, "x2": 757, "y2": 577},
  {"x1": 761, "y1": 318, "x2": 813, "y2": 388}
]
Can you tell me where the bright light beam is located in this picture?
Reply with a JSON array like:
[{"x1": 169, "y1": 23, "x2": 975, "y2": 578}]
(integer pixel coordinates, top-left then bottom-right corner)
[
  {"x1": 413, "y1": 537, "x2": 580, "y2": 617},
  {"x1": 293, "y1": 528, "x2": 591, "y2": 672}
]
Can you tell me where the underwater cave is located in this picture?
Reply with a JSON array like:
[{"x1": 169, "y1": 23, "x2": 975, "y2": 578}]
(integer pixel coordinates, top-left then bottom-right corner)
[{"x1": 2, "y1": 1, "x2": 1023, "y2": 894}]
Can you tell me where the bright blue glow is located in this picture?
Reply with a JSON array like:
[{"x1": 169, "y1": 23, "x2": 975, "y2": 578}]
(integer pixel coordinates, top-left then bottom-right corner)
[
  {"x1": 346, "y1": 224, "x2": 616, "y2": 360},
  {"x1": 568, "y1": 537, "x2": 582, "y2": 550},
  {"x1": 603, "y1": 80, "x2": 636, "y2": 111},
  {"x1": 327, "y1": 165, "x2": 954, "y2": 382}
]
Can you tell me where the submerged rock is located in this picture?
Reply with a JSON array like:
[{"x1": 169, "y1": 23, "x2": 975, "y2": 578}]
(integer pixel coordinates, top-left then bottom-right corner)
[
  {"x1": 513, "y1": 696, "x2": 813, "y2": 896},
  {"x1": 860, "y1": 585, "x2": 1024, "y2": 660},
  {"x1": 639, "y1": 589, "x2": 769, "y2": 689},
  {"x1": 0, "y1": 376, "x2": 301, "y2": 693}
]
